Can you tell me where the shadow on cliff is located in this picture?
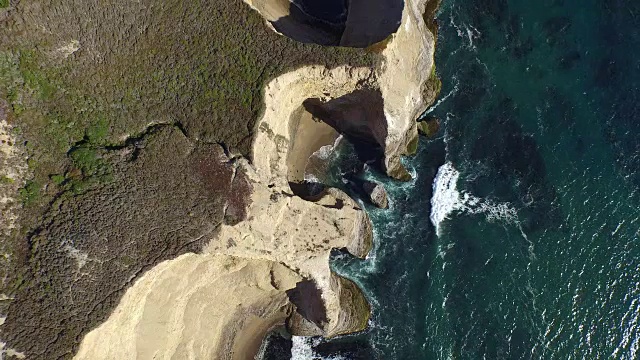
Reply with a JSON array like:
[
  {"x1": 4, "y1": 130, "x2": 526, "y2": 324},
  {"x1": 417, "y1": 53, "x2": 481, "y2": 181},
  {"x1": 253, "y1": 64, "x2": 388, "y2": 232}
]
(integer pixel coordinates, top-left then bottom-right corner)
[
  {"x1": 286, "y1": 89, "x2": 388, "y2": 202},
  {"x1": 271, "y1": 0, "x2": 404, "y2": 47},
  {"x1": 303, "y1": 88, "x2": 388, "y2": 167},
  {"x1": 286, "y1": 279, "x2": 328, "y2": 328}
]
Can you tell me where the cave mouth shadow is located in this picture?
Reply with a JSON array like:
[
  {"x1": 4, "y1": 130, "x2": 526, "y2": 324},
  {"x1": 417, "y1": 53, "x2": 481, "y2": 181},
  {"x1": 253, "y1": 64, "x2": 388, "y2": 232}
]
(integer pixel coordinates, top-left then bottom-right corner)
[
  {"x1": 271, "y1": 0, "x2": 405, "y2": 47},
  {"x1": 302, "y1": 88, "x2": 388, "y2": 169},
  {"x1": 286, "y1": 279, "x2": 329, "y2": 328},
  {"x1": 285, "y1": 87, "x2": 389, "y2": 204}
]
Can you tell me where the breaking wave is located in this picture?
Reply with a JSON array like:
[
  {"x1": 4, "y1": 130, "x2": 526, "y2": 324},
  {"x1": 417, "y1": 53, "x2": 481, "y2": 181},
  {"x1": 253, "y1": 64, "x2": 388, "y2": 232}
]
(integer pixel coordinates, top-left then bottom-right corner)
[
  {"x1": 430, "y1": 162, "x2": 518, "y2": 236},
  {"x1": 291, "y1": 336, "x2": 348, "y2": 360},
  {"x1": 291, "y1": 336, "x2": 316, "y2": 360}
]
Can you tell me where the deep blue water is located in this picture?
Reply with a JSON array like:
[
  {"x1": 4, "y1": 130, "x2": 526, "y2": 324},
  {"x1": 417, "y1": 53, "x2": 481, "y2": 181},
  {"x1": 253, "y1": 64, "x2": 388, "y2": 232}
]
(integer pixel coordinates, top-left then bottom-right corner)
[{"x1": 283, "y1": 0, "x2": 640, "y2": 358}]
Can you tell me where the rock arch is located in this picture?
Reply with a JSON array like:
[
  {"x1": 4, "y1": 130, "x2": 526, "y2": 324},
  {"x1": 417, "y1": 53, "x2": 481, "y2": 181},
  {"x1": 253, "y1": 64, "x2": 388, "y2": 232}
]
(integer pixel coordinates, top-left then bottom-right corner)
[{"x1": 246, "y1": 0, "x2": 405, "y2": 47}]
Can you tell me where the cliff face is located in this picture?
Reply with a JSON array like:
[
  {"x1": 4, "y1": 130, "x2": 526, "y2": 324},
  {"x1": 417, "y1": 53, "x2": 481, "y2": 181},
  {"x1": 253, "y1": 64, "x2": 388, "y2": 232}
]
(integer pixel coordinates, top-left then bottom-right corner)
[
  {"x1": 74, "y1": 254, "x2": 303, "y2": 360},
  {"x1": 1, "y1": 0, "x2": 437, "y2": 358},
  {"x1": 74, "y1": 66, "x2": 377, "y2": 359},
  {"x1": 244, "y1": 0, "x2": 404, "y2": 47},
  {"x1": 73, "y1": 0, "x2": 437, "y2": 358},
  {"x1": 248, "y1": 0, "x2": 436, "y2": 180},
  {"x1": 379, "y1": 0, "x2": 437, "y2": 179}
]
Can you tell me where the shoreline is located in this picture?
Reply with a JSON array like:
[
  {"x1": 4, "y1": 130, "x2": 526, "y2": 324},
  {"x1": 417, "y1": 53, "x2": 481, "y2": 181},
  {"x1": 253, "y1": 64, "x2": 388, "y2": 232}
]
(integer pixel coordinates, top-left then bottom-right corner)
[{"x1": 73, "y1": 0, "x2": 439, "y2": 358}]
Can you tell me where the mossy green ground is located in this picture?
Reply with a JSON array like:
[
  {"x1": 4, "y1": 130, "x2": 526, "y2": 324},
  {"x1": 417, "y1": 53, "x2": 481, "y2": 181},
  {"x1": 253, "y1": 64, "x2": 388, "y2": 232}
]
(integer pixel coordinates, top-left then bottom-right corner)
[
  {"x1": 0, "y1": 1, "x2": 372, "y2": 208},
  {"x1": 0, "y1": 0, "x2": 374, "y2": 211}
]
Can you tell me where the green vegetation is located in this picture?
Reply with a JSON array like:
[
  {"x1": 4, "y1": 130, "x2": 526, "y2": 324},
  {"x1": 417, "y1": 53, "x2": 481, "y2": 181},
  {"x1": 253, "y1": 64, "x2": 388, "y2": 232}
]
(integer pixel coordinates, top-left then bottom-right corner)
[
  {"x1": 405, "y1": 133, "x2": 419, "y2": 155},
  {"x1": 417, "y1": 117, "x2": 440, "y2": 138},
  {"x1": 366, "y1": 34, "x2": 393, "y2": 53},
  {"x1": 0, "y1": 0, "x2": 374, "y2": 212},
  {"x1": 69, "y1": 147, "x2": 101, "y2": 175},
  {"x1": 86, "y1": 117, "x2": 110, "y2": 144},
  {"x1": 49, "y1": 174, "x2": 65, "y2": 185},
  {"x1": 0, "y1": 0, "x2": 9, "y2": 9},
  {"x1": 18, "y1": 180, "x2": 40, "y2": 205},
  {"x1": 424, "y1": 0, "x2": 442, "y2": 39},
  {"x1": 0, "y1": 175, "x2": 15, "y2": 184},
  {"x1": 18, "y1": 50, "x2": 57, "y2": 100},
  {"x1": 65, "y1": 145, "x2": 112, "y2": 194},
  {"x1": 0, "y1": 1, "x2": 379, "y2": 357},
  {"x1": 430, "y1": 65, "x2": 442, "y2": 96}
]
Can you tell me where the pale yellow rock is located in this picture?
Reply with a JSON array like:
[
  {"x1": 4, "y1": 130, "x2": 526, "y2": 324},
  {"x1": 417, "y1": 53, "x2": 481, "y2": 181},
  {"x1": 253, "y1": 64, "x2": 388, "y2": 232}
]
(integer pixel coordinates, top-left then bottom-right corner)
[
  {"x1": 378, "y1": 0, "x2": 435, "y2": 177},
  {"x1": 243, "y1": 0, "x2": 436, "y2": 179},
  {"x1": 286, "y1": 106, "x2": 338, "y2": 183},
  {"x1": 243, "y1": 0, "x2": 290, "y2": 22},
  {"x1": 75, "y1": 254, "x2": 301, "y2": 360},
  {"x1": 210, "y1": 65, "x2": 375, "y2": 338},
  {"x1": 252, "y1": 65, "x2": 374, "y2": 186},
  {"x1": 53, "y1": 39, "x2": 80, "y2": 59}
]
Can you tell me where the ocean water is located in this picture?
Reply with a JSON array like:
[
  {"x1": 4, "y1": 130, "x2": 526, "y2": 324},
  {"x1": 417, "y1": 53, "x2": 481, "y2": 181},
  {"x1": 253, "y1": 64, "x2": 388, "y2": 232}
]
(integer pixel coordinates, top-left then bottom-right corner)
[{"x1": 278, "y1": 0, "x2": 640, "y2": 358}]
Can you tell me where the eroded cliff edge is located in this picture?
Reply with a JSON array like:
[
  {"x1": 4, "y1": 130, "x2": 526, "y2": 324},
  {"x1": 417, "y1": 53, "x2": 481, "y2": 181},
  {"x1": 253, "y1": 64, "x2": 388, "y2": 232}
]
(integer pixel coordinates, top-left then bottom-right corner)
[
  {"x1": 0, "y1": 0, "x2": 373, "y2": 357},
  {"x1": 72, "y1": 0, "x2": 440, "y2": 358},
  {"x1": 0, "y1": 0, "x2": 439, "y2": 358}
]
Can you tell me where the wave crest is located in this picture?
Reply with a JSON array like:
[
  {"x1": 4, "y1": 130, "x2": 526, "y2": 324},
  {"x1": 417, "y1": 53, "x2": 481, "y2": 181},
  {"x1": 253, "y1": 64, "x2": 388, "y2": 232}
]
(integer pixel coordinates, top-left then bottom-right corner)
[{"x1": 430, "y1": 162, "x2": 518, "y2": 236}]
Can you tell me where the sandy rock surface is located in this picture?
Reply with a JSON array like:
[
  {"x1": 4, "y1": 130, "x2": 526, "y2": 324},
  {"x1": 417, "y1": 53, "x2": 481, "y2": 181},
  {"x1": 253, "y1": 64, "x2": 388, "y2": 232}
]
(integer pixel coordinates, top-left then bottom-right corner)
[
  {"x1": 0, "y1": 107, "x2": 27, "y2": 240},
  {"x1": 378, "y1": 0, "x2": 436, "y2": 179},
  {"x1": 75, "y1": 254, "x2": 301, "y2": 360}
]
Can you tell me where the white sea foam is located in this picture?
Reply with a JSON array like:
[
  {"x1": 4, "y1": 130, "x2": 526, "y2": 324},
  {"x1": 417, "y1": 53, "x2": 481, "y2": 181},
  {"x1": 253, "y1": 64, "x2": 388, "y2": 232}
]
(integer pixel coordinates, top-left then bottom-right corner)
[
  {"x1": 430, "y1": 162, "x2": 519, "y2": 236},
  {"x1": 424, "y1": 75, "x2": 459, "y2": 115},
  {"x1": 312, "y1": 144, "x2": 334, "y2": 160},
  {"x1": 449, "y1": 15, "x2": 481, "y2": 50},
  {"x1": 291, "y1": 336, "x2": 349, "y2": 360},
  {"x1": 430, "y1": 162, "x2": 464, "y2": 236},
  {"x1": 291, "y1": 336, "x2": 315, "y2": 360},
  {"x1": 612, "y1": 293, "x2": 640, "y2": 359},
  {"x1": 304, "y1": 173, "x2": 321, "y2": 183},
  {"x1": 309, "y1": 135, "x2": 344, "y2": 162}
]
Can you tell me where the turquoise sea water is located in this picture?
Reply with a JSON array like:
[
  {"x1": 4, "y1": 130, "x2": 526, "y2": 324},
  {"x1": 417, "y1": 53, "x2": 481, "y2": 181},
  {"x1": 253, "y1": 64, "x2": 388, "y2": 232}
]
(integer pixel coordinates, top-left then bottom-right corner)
[{"x1": 277, "y1": 0, "x2": 640, "y2": 358}]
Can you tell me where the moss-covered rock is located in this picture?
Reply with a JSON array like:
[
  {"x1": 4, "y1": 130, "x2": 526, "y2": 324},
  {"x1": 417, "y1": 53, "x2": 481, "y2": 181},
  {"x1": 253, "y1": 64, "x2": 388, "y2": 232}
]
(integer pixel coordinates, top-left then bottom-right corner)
[{"x1": 417, "y1": 116, "x2": 441, "y2": 138}]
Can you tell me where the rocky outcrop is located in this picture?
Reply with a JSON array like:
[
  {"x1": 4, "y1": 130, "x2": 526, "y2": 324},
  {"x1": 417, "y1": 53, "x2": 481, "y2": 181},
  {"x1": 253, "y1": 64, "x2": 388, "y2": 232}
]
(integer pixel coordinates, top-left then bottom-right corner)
[
  {"x1": 250, "y1": 0, "x2": 437, "y2": 181},
  {"x1": 0, "y1": 0, "x2": 376, "y2": 356},
  {"x1": 344, "y1": 177, "x2": 389, "y2": 209},
  {"x1": 2, "y1": 127, "x2": 254, "y2": 359},
  {"x1": 378, "y1": 0, "x2": 437, "y2": 180},
  {"x1": 418, "y1": 116, "x2": 441, "y2": 138},
  {"x1": 74, "y1": 254, "x2": 302, "y2": 360},
  {"x1": 74, "y1": 66, "x2": 376, "y2": 359},
  {"x1": 303, "y1": 88, "x2": 387, "y2": 166},
  {"x1": 208, "y1": 65, "x2": 376, "y2": 339},
  {"x1": 73, "y1": 0, "x2": 438, "y2": 358},
  {"x1": 362, "y1": 180, "x2": 389, "y2": 209}
]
